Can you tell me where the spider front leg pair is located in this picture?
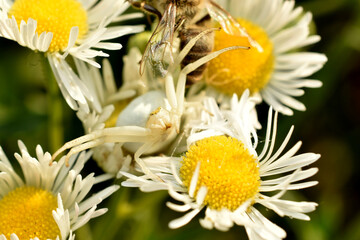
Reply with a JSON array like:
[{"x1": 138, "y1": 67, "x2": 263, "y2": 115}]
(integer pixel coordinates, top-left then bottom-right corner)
[{"x1": 50, "y1": 29, "x2": 244, "y2": 181}]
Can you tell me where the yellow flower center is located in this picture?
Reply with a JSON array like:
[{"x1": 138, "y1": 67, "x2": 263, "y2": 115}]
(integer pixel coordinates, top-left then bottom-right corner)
[
  {"x1": 105, "y1": 100, "x2": 133, "y2": 128},
  {"x1": 207, "y1": 18, "x2": 274, "y2": 95},
  {"x1": 9, "y1": 0, "x2": 88, "y2": 52},
  {"x1": 180, "y1": 136, "x2": 260, "y2": 211},
  {"x1": 0, "y1": 186, "x2": 60, "y2": 240}
]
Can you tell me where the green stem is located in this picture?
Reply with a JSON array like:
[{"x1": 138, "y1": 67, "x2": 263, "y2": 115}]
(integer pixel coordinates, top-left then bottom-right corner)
[
  {"x1": 45, "y1": 59, "x2": 64, "y2": 153},
  {"x1": 76, "y1": 224, "x2": 94, "y2": 240}
]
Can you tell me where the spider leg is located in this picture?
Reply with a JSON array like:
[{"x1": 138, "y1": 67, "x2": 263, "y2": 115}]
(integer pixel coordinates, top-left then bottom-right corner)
[
  {"x1": 52, "y1": 126, "x2": 152, "y2": 164},
  {"x1": 168, "y1": 28, "x2": 218, "y2": 74},
  {"x1": 51, "y1": 130, "x2": 109, "y2": 163},
  {"x1": 165, "y1": 74, "x2": 177, "y2": 109},
  {"x1": 134, "y1": 142, "x2": 164, "y2": 182},
  {"x1": 64, "y1": 138, "x2": 106, "y2": 166}
]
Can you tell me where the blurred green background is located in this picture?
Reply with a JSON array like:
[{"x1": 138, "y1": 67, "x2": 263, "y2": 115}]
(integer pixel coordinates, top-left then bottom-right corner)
[{"x1": 0, "y1": 0, "x2": 359, "y2": 239}]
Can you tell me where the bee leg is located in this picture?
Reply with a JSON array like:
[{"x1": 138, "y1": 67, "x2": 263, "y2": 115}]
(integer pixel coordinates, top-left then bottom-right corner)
[
  {"x1": 175, "y1": 17, "x2": 186, "y2": 32},
  {"x1": 146, "y1": 14, "x2": 152, "y2": 25},
  {"x1": 129, "y1": 1, "x2": 162, "y2": 20}
]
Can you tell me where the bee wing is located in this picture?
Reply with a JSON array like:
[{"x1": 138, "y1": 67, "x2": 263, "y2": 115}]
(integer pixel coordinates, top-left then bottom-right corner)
[
  {"x1": 140, "y1": 1, "x2": 177, "y2": 77},
  {"x1": 206, "y1": 0, "x2": 263, "y2": 52}
]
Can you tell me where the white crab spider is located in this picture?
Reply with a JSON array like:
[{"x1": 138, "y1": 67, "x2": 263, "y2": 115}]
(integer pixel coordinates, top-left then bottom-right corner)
[{"x1": 52, "y1": 29, "x2": 245, "y2": 178}]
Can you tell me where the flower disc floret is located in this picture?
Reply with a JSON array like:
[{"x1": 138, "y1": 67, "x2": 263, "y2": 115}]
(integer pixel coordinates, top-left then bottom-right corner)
[
  {"x1": 180, "y1": 135, "x2": 260, "y2": 211},
  {"x1": 0, "y1": 186, "x2": 60, "y2": 240},
  {"x1": 207, "y1": 18, "x2": 274, "y2": 95},
  {"x1": 9, "y1": 0, "x2": 88, "y2": 52}
]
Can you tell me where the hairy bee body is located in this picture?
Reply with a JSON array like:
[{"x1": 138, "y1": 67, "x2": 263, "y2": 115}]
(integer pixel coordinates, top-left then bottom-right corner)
[
  {"x1": 155, "y1": 0, "x2": 214, "y2": 82},
  {"x1": 148, "y1": 0, "x2": 202, "y2": 20},
  {"x1": 179, "y1": 14, "x2": 214, "y2": 82},
  {"x1": 129, "y1": 0, "x2": 246, "y2": 81}
]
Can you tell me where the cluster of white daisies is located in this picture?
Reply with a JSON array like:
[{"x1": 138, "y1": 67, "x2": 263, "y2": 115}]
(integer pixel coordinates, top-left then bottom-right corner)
[{"x1": 0, "y1": 0, "x2": 326, "y2": 239}]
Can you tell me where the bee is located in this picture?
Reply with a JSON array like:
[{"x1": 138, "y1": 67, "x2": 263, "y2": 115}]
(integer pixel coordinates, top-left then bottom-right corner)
[{"x1": 129, "y1": 0, "x2": 260, "y2": 82}]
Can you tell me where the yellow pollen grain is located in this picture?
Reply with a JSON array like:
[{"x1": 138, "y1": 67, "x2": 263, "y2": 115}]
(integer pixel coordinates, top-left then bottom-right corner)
[
  {"x1": 9, "y1": 0, "x2": 88, "y2": 52},
  {"x1": 0, "y1": 186, "x2": 60, "y2": 240},
  {"x1": 180, "y1": 135, "x2": 260, "y2": 211},
  {"x1": 207, "y1": 18, "x2": 274, "y2": 95}
]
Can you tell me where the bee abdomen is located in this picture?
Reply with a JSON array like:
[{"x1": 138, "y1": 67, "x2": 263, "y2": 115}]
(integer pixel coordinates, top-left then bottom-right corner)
[{"x1": 179, "y1": 26, "x2": 214, "y2": 83}]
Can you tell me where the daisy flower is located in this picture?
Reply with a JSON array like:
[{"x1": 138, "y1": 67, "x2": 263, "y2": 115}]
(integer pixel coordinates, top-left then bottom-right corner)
[
  {"x1": 0, "y1": 0, "x2": 144, "y2": 112},
  {"x1": 0, "y1": 141, "x2": 118, "y2": 240},
  {"x1": 51, "y1": 31, "x2": 241, "y2": 179},
  {"x1": 80, "y1": 47, "x2": 147, "y2": 118},
  {"x1": 73, "y1": 48, "x2": 146, "y2": 174},
  {"x1": 200, "y1": 0, "x2": 327, "y2": 115},
  {"x1": 122, "y1": 90, "x2": 320, "y2": 239}
]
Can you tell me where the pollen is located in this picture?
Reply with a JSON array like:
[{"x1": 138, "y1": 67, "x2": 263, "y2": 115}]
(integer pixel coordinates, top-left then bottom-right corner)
[
  {"x1": 180, "y1": 136, "x2": 260, "y2": 211},
  {"x1": 207, "y1": 18, "x2": 274, "y2": 95},
  {"x1": 0, "y1": 186, "x2": 60, "y2": 240},
  {"x1": 9, "y1": 0, "x2": 88, "y2": 52}
]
